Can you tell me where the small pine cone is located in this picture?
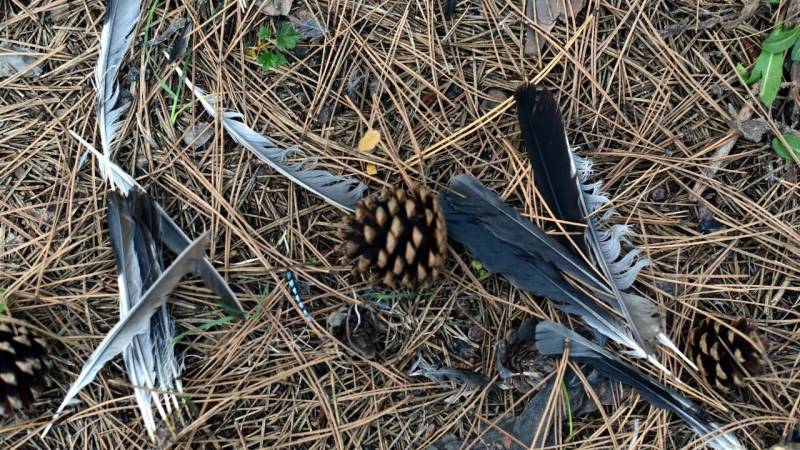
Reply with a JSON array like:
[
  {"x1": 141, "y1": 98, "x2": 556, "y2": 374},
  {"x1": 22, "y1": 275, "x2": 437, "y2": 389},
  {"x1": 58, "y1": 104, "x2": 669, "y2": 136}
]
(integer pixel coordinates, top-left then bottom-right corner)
[
  {"x1": 328, "y1": 305, "x2": 386, "y2": 359},
  {"x1": 0, "y1": 320, "x2": 51, "y2": 417},
  {"x1": 688, "y1": 317, "x2": 765, "y2": 391},
  {"x1": 340, "y1": 185, "x2": 448, "y2": 288},
  {"x1": 496, "y1": 320, "x2": 554, "y2": 392}
]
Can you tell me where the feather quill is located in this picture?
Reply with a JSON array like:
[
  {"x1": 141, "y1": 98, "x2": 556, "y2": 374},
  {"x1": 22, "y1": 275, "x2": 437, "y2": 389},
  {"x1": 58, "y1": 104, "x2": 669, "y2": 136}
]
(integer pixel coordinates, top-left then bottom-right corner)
[
  {"x1": 439, "y1": 174, "x2": 670, "y2": 374},
  {"x1": 95, "y1": 0, "x2": 142, "y2": 188},
  {"x1": 515, "y1": 84, "x2": 690, "y2": 364},
  {"x1": 70, "y1": 130, "x2": 245, "y2": 315},
  {"x1": 174, "y1": 67, "x2": 366, "y2": 212},
  {"x1": 535, "y1": 321, "x2": 745, "y2": 450},
  {"x1": 44, "y1": 232, "x2": 209, "y2": 436}
]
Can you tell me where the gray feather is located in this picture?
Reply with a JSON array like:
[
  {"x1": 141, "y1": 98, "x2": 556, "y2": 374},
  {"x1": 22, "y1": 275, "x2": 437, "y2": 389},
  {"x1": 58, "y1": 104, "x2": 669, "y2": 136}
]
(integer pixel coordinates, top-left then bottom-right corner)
[
  {"x1": 535, "y1": 321, "x2": 745, "y2": 450},
  {"x1": 95, "y1": 0, "x2": 141, "y2": 188},
  {"x1": 408, "y1": 356, "x2": 490, "y2": 387},
  {"x1": 44, "y1": 232, "x2": 210, "y2": 436},
  {"x1": 70, "y1": 131, "x2": 245, "y2": 316},
  {"x1": 178, "y1": 70, "x2": 366, "y2": 212},
  {"x1": 108, "y1": 191, "x2": 160, "y2": 438}
]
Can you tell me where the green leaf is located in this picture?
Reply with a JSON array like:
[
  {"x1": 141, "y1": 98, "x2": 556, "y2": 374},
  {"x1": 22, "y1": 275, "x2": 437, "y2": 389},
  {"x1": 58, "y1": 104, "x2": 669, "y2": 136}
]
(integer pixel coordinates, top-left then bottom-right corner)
[
  {"x1": 771, "y1": 134, "x2": 800, "y2": 161},
  {"x1": 258, "y1": 52, "x2": 287, "y2": 70},
  {"x1": 257, "y1": 25, "x2": 270, "y2": 41},
  {"x1": 759, "y1": 50, "x2": 785, "y2": 108},
  {"x1": 746, "y1": 51, "x2": 770, "y2": 84},
  {"x1": 275, "y1": 23, "x2": 300, "y2": 51},
  {"x1": 736, "y1": 63, "x2": 749, "y2": 81},
  {"x1": 792, "y1": 38, "x2": 800, "y2": 61},
  {"x1": 763, "y1": 26, "x2": 800, "y2": 53}
]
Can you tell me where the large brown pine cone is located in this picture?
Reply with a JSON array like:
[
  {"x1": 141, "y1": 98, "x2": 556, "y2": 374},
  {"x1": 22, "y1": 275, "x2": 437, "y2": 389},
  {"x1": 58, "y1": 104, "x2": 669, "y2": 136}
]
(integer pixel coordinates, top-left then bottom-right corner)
[
  {"x1": 688, "y1": 317, "x2": 765, "y2": 391},
  {"x1": 340, "y1": 185, "x2": 447, "y2": 288},
  {"x1": 0, "y1": 319, "x2": 51, "y2": 417}
]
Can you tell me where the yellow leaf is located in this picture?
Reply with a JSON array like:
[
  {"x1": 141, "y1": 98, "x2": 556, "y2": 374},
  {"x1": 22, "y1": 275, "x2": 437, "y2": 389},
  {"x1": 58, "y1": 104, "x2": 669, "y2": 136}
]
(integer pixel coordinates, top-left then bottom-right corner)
[
  {"x1": 358, "y1": 129, "x2": 381, "y2": 152},
  {"x1": 366, "y1": 163, "x2": 378, "y2": 175}
]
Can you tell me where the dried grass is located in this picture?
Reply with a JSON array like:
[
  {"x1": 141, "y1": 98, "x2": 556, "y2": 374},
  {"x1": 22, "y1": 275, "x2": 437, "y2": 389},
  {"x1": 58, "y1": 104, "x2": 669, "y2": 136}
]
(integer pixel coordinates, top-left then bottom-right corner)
[{"x1": 1, "y1": 0, "x2": 798, "y2": 449}]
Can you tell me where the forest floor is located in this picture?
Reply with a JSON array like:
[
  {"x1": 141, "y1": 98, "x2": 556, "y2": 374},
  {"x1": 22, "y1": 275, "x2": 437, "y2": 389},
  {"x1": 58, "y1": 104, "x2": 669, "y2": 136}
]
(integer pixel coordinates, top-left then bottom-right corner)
[{"x1": 1, "y1": 0, "x2": 799, "y2": 449}]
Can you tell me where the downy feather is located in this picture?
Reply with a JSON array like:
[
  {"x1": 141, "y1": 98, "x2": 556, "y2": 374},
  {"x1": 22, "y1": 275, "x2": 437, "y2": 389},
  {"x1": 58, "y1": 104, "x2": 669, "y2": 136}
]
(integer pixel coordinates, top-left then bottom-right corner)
[
  {"x1": 44, "y1": 232, "x2": 210, "y2": 436},
  {"x1": 440, "y1": 174, "x2": 670, "y2": 374},
  {"x1": 175, "y1": 67, "x2": 366, "y2": 212},
  {"x1": 95, "y1": 0, "x2": 142, "y2": 188},
  {"x1": 70, "y1": 131, "x2": 245, "y2": 315},
  {"x1": 535, "y1": 321, "x2": 745, "y2": 450},
  {"x1": 515, "y1": 84, "x2": 684, "y2": 360}
]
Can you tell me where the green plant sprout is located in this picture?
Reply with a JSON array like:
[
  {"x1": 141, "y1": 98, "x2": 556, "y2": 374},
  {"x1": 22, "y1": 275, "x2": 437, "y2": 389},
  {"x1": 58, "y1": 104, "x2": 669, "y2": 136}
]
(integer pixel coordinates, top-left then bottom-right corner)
[
  {"x1": 471, "y1": 259, "x2": 489, "y2": 279},
  {"x1": 249, "y1": 23, "x2": 300, "y2": 71},
  {"x1": 737, "y1": 23, "x2": 800, "y2": 161},
  {"x1": 143, "y1": 0, "x2": 194, "y2": 124}
]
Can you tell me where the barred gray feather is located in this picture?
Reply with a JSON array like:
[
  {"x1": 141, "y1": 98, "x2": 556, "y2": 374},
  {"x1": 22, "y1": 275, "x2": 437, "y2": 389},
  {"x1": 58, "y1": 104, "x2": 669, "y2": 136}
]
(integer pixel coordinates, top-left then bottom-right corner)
[
  {"x1": 178, "y1": 69, "x2": 366, "y2": 212},
  {"x1": 95, "y1": 0, "x2": 141, "y2": 189}
]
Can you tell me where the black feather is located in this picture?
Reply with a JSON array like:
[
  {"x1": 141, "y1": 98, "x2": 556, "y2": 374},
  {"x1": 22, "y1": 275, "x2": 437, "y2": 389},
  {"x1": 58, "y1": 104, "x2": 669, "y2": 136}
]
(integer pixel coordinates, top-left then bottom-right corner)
[
  {"x1": 439, "y1": 175, "x2": 645, "y2": 349},
  {"x1": 515, "y1": 83, "x2": 586, "y2": 252},
  {"x1": 440, "y1": 174, "x2": 611, "y2": 307},
  {"x1": 443, "y1": 0, "x2": 457, "y2": 18},
  {"x1": 535, "y1": 321, "x2": 744, "y2": 450}
]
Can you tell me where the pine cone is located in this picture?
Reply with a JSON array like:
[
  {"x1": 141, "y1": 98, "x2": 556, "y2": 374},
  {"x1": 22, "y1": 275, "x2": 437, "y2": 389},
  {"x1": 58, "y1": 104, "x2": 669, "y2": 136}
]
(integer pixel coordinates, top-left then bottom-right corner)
[
  {"x1": 496, "y1": 320, "x2": 554, "y2": 392},
  {"x1": 688, "y1": 317, "x2": 765, "y2": 391},
  {"x1": 328, "y1": 305, "x2": 386, "y2": 359},
  {"x1": 0, "y1": 320, "x2": 51, "y2": 417},
  {"x1": 340, "y1": 185, "x2": 447, "y2": 288}
]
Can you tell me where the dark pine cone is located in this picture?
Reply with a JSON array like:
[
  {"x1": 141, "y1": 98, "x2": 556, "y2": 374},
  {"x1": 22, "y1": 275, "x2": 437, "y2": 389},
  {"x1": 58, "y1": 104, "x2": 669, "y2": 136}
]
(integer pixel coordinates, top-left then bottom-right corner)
[
  {"x1": 496, "y1": 319, "x2": 554, "y2": 392},
  {"x1": 328, "y1": 305, "x2": 386, "y2": 359},
  {"x1": 340, "y1": 185, "x2": 447, "y2": 288},
  {"x1": 688, "y1": 317, "x2": 765, "y2": 391},
  {"x1": 0, "y1": 320, "x2": 51, "y2": 417}
]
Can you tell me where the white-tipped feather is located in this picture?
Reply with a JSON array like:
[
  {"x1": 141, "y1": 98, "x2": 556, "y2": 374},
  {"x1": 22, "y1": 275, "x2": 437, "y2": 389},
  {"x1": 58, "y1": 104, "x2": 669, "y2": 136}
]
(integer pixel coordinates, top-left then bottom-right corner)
[
  {"x1": 95, "y1": 0, "x2": 142, "y2": 189},
  {"x1": 174, "y1": 67, "x2": 366, "y2": 212},
  {"x1": 44, "y1": 233, "x2": 209, "y2": 437}
]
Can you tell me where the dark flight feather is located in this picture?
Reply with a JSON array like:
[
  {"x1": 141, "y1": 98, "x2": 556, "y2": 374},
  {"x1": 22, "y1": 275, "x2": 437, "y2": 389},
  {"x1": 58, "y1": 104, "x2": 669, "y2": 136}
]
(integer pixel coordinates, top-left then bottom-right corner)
[
  {"x1": 514, "y1": 84, "x2": 585, "y2": 251},
  {"x1": 440, "y1": 175, "x2": 669, "y2": 372},
  {"x1": 514, "y1": 84, "x2": 692, "y2": 365},
  {"x1": 535, "y1": 321, "x2": 744, "y2": 450}
]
